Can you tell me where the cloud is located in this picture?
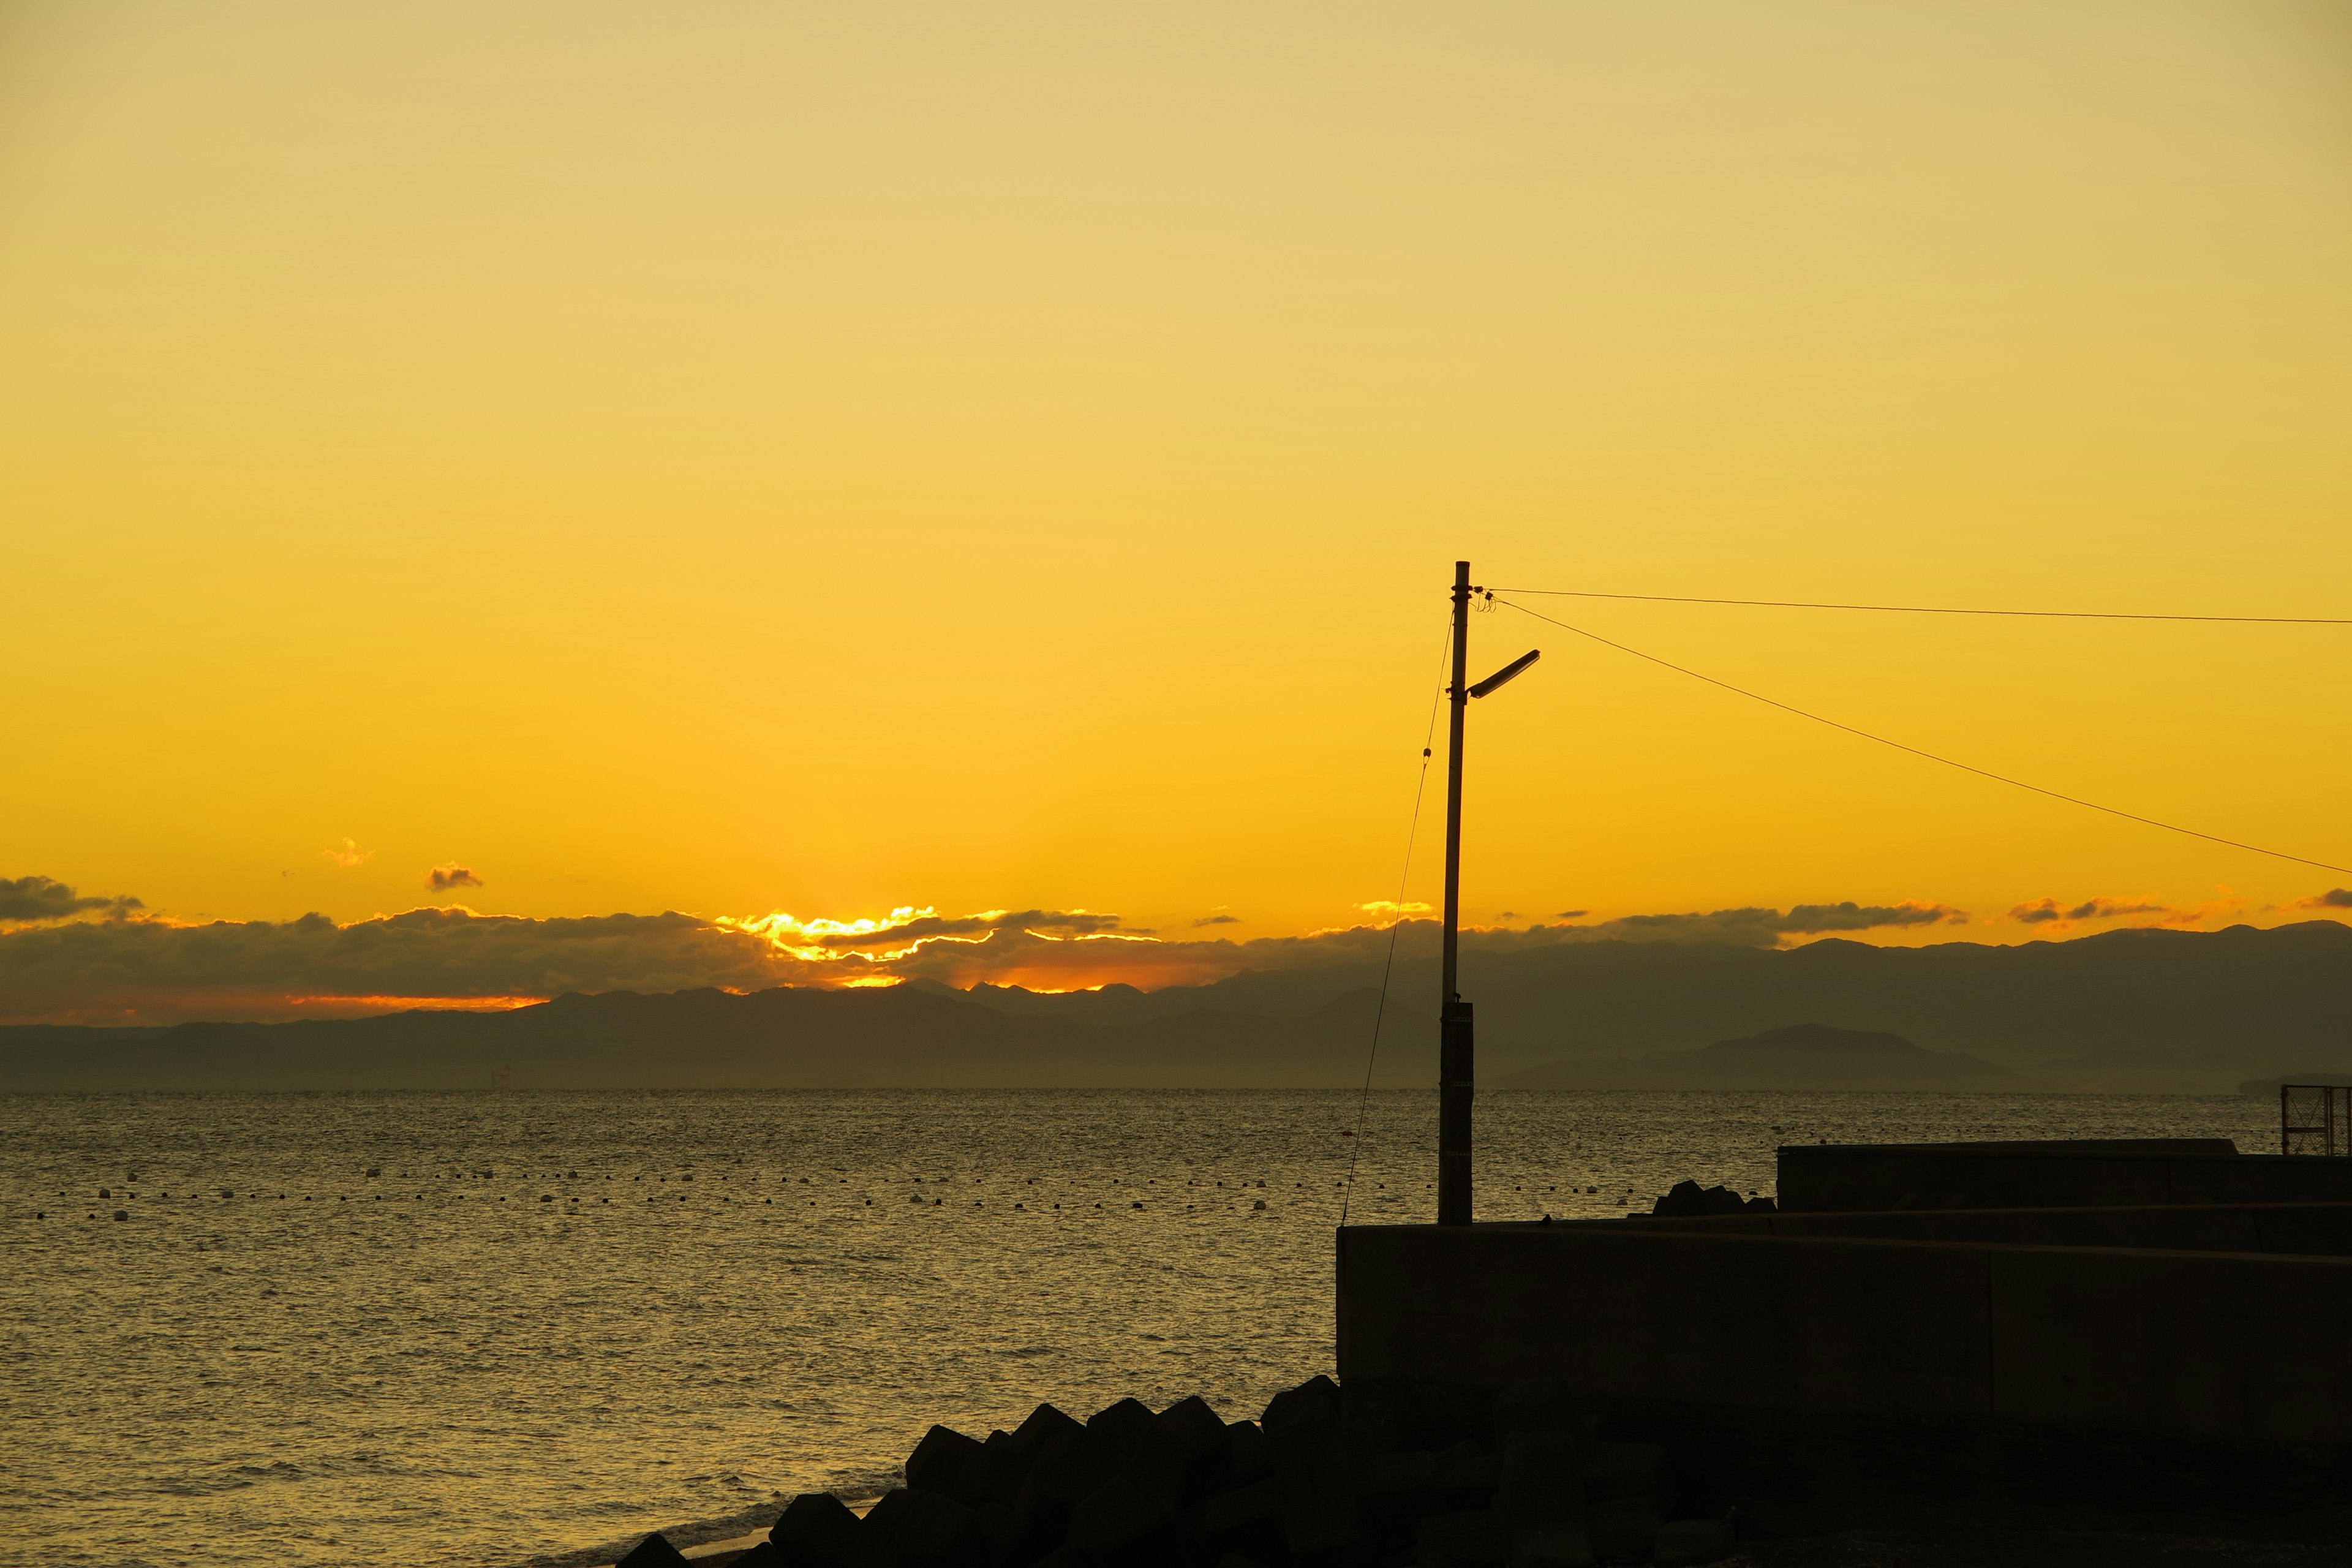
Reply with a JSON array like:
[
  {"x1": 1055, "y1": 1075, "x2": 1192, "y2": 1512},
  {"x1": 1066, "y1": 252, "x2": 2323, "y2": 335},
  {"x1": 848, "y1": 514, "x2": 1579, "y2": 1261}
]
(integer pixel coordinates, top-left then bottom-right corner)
[
  {"x1": 2007, "y1": 893, "x2": 2222, "y2": 931},
  {"x1": 1548, "y1": 902, "x2": 1964, "y2": 947},
  {"x1": 0, "y1": 907, "x2": 793, "y2": 1025},
  {"x1": 0, "y1": 892, "x2": 2008, "y2": 1027},
  {"x1": 2064, "y1": 897, "x2": 2169, "y2": 921},
  {"x1": 322, "y1": 839, "x2": 374, "y2": 869},
  {"x1": 2293, "y1": 889, "x2": 2352, "y2": 910},
  {"x1": 0, "y1": 875, "x2": 141, "y2": 924},
  {"x1": 1356, "y1": 900, "x2": 1432, "y2": 918},
  {"x1": 427, "y1": 864, "x2": 483, "y2": 891},
  {"x1": 1556, "y1": 910, "x2": 1588, "y2": 919},
  {"x1": 1191, "y1": 914, "x2": 1241, "y2": 927},
  {"x1": 1778, "y1": 901, "x2": 1961, "y2": 933}
]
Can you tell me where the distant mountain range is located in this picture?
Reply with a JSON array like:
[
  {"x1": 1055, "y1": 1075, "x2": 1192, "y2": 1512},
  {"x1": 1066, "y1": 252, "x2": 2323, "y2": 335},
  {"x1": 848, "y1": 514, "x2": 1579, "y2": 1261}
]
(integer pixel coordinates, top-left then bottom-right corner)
[
  {"x1": 1498, "y1": 1022, "x2": 2024, "y2": 1091},
  {"x1": 2, "y1": 920, "x2": 2346, "y2": 1091}
]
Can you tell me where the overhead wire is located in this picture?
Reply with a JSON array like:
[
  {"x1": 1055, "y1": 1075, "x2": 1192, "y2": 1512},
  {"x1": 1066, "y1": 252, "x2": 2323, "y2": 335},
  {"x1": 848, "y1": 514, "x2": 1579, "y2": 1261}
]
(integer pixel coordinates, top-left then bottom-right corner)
[
  {"x1": 1339, "y1": 617, "x2": 1452, "y2": 1228},
  {"x1": 1488, "y1": 587, "x2": 2351, "y2": 625},
  {"x1": 1491, "y1": 594, "x2": 2352, "y2": 878}
]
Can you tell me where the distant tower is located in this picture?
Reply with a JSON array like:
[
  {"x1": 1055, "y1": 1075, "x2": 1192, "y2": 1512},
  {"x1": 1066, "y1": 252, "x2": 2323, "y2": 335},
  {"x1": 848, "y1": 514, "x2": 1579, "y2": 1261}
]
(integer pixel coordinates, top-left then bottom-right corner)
[{"x1": 492, "y1": 1064, "x2": 513, "y2": 1091}]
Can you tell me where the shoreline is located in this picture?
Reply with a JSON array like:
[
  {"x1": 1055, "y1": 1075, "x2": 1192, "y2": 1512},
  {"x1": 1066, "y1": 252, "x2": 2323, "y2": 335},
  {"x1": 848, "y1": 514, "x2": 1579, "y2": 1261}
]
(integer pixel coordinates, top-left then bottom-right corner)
[{"x1": 500, "y1": 1494, "x2": 886, "y2": 1568}]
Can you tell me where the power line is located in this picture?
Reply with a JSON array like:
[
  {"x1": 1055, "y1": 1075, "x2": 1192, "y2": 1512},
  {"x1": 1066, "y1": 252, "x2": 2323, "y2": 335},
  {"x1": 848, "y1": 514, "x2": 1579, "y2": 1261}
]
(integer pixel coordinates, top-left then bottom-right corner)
[
  {"x1": 1493, "y1": 595, "x2": 2352, "y2": 878},
  {"x1": 1487, "y1": 587, "x2": 2352, "y2": 625},
  {"x1": 1340, "y1": 616, "x2": 1451, "y2": 1229}
]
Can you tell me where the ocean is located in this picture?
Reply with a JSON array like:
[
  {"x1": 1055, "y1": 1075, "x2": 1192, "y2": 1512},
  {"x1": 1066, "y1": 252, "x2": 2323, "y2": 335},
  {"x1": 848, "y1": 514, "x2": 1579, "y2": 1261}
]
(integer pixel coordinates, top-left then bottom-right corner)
[{"x1": 2, "y1": 1088, "x2": 2277, "y2": 1568}]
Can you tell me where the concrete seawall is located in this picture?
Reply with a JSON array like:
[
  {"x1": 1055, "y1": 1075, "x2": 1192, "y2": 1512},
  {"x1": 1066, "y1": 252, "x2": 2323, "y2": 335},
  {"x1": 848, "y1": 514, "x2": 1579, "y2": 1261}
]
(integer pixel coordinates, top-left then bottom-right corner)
[
  {"x1": 1777, "y1": 1142, "x2": 2352, "y2": 1212},
  {"x1": 1335, "y1": 1224, "x2": 2352, "y2": 1445},
  {"x1": 1571, "y1": 1200, "x2": 2352, "y2": 1256}
]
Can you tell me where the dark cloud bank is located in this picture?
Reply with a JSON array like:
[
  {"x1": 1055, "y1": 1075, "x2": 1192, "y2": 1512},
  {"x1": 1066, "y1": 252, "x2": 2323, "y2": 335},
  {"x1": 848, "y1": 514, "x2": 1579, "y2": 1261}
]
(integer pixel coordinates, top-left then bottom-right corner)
[
  {"x1": 0, "y1": 895, "x2": 1961, "y2": 1026},
  {"x1": 1, "y1": 883, "x2": 2348, "y2": 1092}
]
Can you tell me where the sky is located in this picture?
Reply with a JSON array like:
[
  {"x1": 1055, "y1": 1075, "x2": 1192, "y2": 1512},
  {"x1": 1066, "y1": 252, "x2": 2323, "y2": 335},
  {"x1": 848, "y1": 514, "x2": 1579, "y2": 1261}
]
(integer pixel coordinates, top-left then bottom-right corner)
[{"x1": 4, "y1": 3, "x2": 2350, "y2": 1022}]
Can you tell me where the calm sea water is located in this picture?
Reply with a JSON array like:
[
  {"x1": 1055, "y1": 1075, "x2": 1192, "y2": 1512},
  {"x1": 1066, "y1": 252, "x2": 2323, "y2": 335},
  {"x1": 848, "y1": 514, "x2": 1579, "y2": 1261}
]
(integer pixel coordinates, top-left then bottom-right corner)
[{"x1": 1, "y1": 1088, "x2": 2274, "y2": 1568}]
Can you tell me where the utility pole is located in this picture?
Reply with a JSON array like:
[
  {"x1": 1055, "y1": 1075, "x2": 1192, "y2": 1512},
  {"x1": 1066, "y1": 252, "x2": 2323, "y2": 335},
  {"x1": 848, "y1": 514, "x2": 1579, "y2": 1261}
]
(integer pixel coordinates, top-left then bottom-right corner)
[
  {"x1": 1436, "y1": 562, "x2": 1540, "y2": 1228},
  {"x1": 1438, "y1": 562, "x2": 1474, "y2": 1225}
]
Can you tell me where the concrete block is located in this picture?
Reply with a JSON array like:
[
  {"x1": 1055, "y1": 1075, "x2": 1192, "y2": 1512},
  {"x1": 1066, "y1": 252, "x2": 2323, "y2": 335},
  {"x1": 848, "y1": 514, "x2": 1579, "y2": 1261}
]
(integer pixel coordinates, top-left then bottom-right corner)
[
  {"x1": 966, "y1": 1501, "x2": 1025, "y2": 1567},
  {"x1": 1158, "y1": 1394, "x2": 1229, "y2": 1456},
  {"x1": 771, "y1": 1492, "x2": 865, "y2": 1568},
  {"x1": 1493, "y1": 1379, "x2": 1578, "y2": 1441},
  {"x1": 1652, "y1": 1518, "x2": 1736, "y2": 1567},
  {"x1": 1017, "y1": 1428, "x2": 1115, "y2": 1530},
  {"x1": 1496, "y1": 1430, "x2": 1588, "y2": 1568},
  {"x1": 1088, "y1": 1397, "x2": 1160, "y2": 1448},
  {"x1": 1699, "y1": 1187, "x2": 1746, "y2": 1217},
  {"x1": 1581, "y1": 1496, "x2": 1656, "y2": 1562},
  {"x1": 1505, "y1": 1518, "x2": 1593, "y2": 1568},
  {"x1": 862, "y1": 1487, "x2": 974, "y2": 1568},
  {"x1": 1415, "y1": 1509, "x2": 1506, "y2": 1567},
  {"x1": 1065, "y1": 1472, "x2": 1174, "y2": 1558},
  {"x1": 910, "y1": 1425, "x2": 986, "y2": 1498},
  {"x1": 1226, "y1": 1420, "x2": 1272, "y2": 1480},
  {"x1": 1262, "y1": 1374, "x2": 1342, "y2": 1439},
  {"x1": 731, "y1": 1544, "x2": 787, "y2": 1568},
  {"x1": 617, "y1": 1534, "x2": 691, "y2": 1568},
  {"x1": 1277, "y1": 1483, "x2": 1358, "y2": 1556},
  {"x1": 1362, "y1": 1450, "x2": 1439, "y2": 1496},
  {"x1": 1200, "y1": 1476, "x2": 1281, "y2": 1537},
  {"x1": 954, "y1": 1431, "x2": 1027, "y2": 1510},
  {"x1": 1652, "y1": 1182, "x2": 1708, "y2": 1219},
  {"x1": 1436, "y1": 1440, "x2": 1498, "y2": 1496},
  {"x1": 1581, "y1": 1443, "x2": 1664, "y2": 1506}
]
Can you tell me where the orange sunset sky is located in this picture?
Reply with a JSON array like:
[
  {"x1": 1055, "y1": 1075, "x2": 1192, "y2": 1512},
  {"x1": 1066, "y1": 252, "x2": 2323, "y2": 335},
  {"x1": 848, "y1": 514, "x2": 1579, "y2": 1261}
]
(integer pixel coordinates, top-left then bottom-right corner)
[{"x1": 4, "y1": 2, "x2": 2350, "y2": 1022}]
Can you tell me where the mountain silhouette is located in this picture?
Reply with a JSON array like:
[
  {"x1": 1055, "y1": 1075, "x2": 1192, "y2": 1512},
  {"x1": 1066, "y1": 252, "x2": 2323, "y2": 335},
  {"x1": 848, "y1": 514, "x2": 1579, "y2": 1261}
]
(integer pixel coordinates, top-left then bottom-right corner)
[{"x1": 4, "y1": 920, "x2": 2348, "y2": 1090}]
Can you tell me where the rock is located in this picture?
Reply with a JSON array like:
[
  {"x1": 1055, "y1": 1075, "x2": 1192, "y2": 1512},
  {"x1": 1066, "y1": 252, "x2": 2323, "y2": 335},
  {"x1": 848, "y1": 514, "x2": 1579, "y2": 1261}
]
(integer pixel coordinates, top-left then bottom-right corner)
[
  {"x1": 1699, "y1": 1185, "x2": 1746, "y2": 1216},
  {"x1": 1065, "y1": 1471, "x2": 1174, "y2": 1557},
  {"x1": 1653, "y1": 1517, "x2": 1738, "y2": 1567},
  {"x1": 617, "y1": 1534, "x2": 691, "y2": 1568},
  {"x1": 770, "y1": 1491, "x2": 864, "y2": 1568},
  {"x1": 862, "y1": 1487, "x2": 974, "y2": 1568},
  {"x1": 731, "y1": 1544, "x2": 787, "y2": 1568},
  {"x1": 908, "y1": 1425, "x2": 986, "y2": 1498},
  {"x1": 1744, "y1": 1195, "x2": 1777, "y2": 1213},
  {"x1": 1416, "y1": 1508, "x2": 1506, "y2": 1567}
]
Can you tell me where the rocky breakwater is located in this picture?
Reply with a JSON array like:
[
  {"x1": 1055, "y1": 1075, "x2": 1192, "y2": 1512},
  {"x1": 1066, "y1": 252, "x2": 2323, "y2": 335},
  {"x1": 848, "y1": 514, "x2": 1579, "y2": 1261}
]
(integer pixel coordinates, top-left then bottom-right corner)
[{"x1": 608, "y1": 1378, "x2": 1735, "y2": 1568}]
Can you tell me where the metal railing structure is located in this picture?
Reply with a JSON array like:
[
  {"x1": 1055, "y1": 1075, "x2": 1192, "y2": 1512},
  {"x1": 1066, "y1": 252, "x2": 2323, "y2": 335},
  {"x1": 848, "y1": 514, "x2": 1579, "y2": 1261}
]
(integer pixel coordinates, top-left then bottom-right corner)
[{"x1": 2280, "y1": 1084, "x2": 2352, "y2": 1156}]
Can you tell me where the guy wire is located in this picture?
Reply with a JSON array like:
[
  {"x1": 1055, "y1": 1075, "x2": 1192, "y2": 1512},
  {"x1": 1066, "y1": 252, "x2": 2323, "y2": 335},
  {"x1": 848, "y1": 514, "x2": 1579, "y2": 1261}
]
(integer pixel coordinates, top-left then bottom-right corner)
[
  {"x1": 1340, "y1": 618, "x2": 1453, "y2": 1227},
  {"x1": 1488, "y1": 587, "x2": 2351, "y2": 625},
  {"x1": 1494, "y1": 595, "x2": 2352, "y2": 877}
]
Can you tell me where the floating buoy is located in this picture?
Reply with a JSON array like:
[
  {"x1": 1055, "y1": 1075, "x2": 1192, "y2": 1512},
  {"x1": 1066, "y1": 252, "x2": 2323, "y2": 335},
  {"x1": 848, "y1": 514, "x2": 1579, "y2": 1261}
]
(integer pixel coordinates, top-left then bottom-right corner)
[{"x1": 113, "y1": 1210, "x2": 127, "y2": 1221}]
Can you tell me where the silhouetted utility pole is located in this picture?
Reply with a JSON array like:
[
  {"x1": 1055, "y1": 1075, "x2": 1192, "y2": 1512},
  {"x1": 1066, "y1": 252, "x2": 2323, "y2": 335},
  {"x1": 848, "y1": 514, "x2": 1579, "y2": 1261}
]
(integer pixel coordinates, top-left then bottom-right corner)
[{"x1": 1438, "y1": 561, "x2": 1540, "y2": 1227}]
